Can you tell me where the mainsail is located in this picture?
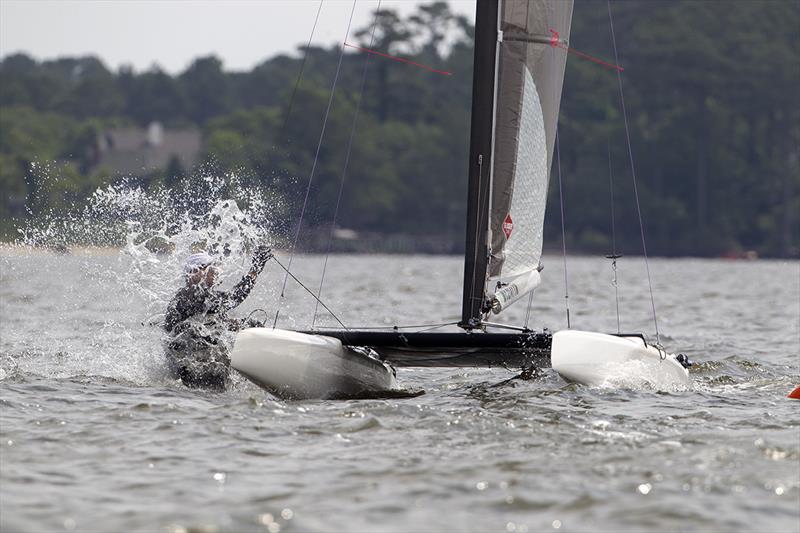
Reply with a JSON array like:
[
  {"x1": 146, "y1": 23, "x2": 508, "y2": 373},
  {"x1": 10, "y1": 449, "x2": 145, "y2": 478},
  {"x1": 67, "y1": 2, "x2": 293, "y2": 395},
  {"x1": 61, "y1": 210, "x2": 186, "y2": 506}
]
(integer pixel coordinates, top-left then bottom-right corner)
[{"x1": 462, "y1": 0, "x2": 573, "y2": 327}]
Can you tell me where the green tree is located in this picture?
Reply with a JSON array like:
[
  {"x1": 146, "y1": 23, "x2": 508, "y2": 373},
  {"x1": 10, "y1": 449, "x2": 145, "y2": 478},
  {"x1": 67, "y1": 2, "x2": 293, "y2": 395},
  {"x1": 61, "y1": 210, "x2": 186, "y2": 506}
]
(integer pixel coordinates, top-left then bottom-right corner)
[{"x1": 179, "y1": 56, "x2": 232, "y2": 124}]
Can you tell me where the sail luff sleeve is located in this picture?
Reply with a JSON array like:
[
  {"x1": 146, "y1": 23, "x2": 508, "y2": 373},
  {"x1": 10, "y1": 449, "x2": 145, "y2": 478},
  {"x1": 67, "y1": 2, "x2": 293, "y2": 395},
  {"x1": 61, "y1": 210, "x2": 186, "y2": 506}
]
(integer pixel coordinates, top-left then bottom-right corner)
[
  {"x1": 460, "y1": 0, "x2": 501, "y2": 328},
  {"x1": 485, "y1": 0, "x2": 573, "y2": 314}
]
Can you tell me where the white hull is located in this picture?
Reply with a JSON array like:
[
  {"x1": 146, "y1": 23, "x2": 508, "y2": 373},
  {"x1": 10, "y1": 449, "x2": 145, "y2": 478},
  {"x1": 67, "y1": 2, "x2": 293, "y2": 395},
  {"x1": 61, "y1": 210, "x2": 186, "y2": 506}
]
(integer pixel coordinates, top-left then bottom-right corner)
[
  {"x1": 230, "y1": 328, "x2": 400, "y2": 400},
  {"x1": 551, "y1": 330, "x2": 691, "y2": 389}
]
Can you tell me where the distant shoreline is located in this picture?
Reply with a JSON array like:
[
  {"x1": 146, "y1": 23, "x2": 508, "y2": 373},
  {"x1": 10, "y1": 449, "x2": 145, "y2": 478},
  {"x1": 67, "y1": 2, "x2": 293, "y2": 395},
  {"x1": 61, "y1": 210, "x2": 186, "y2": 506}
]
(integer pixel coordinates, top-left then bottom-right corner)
[{"x1": 1, "y1": 242, "x2": 789, "y2": 261}]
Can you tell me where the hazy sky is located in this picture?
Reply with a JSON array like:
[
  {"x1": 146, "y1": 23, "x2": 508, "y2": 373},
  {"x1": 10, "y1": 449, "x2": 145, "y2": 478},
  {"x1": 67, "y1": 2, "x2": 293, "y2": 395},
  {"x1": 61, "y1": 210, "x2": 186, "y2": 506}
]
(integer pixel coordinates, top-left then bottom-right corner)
[{"x1": 0, "y1": 0, "x2": 475, "y2": 73}]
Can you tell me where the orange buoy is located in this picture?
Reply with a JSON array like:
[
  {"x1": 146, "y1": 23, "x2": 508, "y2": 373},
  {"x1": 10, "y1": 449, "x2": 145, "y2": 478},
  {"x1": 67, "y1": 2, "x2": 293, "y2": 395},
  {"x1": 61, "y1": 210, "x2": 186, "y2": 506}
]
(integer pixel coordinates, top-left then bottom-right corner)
[{"x1": 789, "y1": 386, "x2": 800, "y2": 399}]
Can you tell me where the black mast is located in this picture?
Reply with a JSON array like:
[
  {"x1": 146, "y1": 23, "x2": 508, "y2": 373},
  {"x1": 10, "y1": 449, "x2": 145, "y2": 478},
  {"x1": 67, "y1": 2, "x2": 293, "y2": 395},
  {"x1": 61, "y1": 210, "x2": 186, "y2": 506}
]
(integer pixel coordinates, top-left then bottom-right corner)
[{"x1": 460, "y1": 0, "x2": 500, "y2": 329}]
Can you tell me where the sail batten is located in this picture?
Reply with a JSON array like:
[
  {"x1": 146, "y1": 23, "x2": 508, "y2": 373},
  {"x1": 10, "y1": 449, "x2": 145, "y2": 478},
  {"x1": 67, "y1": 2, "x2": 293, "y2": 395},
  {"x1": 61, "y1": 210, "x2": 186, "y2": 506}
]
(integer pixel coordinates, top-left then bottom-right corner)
[{"x1": 503, "y1": 32, "x2": 567, "y2": 46}]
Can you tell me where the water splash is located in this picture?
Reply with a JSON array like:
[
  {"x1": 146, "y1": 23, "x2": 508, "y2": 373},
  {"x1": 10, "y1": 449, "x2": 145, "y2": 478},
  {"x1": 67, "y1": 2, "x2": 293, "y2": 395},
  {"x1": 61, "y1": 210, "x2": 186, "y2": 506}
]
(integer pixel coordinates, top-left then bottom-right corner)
[
  {"x1": 3, "y1": 167, "x2": 283, "y2": 386},
  {"x1": 585, "y1": 360, "x2": 694, "y2": 392},
  {"x1": 18, "y1": 167, "x2": 280, "y2": 309}
]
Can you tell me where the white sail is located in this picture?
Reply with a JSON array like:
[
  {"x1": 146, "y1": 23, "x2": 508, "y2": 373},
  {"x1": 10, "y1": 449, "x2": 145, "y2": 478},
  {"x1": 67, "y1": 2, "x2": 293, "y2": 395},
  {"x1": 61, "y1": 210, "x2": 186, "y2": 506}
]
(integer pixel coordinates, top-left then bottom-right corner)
[{"x1": 485, "y1": 0, "x2": 573, "y2": 315}]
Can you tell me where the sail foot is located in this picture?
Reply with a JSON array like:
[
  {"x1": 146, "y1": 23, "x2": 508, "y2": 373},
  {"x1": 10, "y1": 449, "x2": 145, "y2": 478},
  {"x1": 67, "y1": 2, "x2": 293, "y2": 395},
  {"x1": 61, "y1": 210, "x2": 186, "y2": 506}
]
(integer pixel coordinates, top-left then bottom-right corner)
[{"x1": 488, "y1": 269, "x2": 542, "y2": 314}]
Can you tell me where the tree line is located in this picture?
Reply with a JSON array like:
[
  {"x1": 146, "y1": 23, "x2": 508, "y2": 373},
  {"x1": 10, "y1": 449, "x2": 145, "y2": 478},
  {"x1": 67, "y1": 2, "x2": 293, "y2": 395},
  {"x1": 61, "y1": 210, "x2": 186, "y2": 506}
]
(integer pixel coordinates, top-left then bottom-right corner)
[{"x1": 1, "y1": 0, "x2": 797, "y2": 257}]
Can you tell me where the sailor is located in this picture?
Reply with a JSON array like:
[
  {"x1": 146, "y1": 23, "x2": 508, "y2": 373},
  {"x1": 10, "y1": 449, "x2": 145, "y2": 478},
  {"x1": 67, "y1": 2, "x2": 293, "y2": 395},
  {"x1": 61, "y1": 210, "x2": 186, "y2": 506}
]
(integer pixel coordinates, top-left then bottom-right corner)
[{"x1": 163, "y1": 245, "x2": 272, "y2": 389}]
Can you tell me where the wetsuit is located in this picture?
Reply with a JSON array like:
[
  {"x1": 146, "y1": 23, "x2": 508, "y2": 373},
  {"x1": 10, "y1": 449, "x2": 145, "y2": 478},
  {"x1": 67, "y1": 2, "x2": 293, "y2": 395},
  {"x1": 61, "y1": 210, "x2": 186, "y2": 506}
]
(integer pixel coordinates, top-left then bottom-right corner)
[
  {"x1": 164, "y1": 274, "x2": 258, "y2": 334},
  {"x1": 163, "y1": 247, "x2": 271, "y2": 389}
]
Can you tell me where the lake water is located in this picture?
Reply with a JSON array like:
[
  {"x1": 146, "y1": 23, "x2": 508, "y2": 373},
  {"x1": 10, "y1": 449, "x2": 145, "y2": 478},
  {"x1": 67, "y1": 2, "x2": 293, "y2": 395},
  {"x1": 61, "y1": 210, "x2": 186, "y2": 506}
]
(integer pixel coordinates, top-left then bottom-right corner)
[{"x1": 1, "y1": 249, "x2": 798, "y2": 532}]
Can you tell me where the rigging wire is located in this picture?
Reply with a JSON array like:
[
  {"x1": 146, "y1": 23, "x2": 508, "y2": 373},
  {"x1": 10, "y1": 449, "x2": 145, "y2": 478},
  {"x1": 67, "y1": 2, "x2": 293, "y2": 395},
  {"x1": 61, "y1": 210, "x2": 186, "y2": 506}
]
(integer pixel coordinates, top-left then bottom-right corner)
[
  {"x1": 607, "y1": 0, "x2": 660, "y2": 343},
  {"x1": 313, "y1": 0, "x2": 383, "y2": 328},
  {"x1": 312, "y1": 321, "x2": 459, "y2": 332},
  {"x1": 271, "y1": 256, "x2": 349, "y2": 330},
  {"x1": 525, "y1": 8, "x2": 565, "y2": 331},
  {"x1": 279, "y1": 0, "x2": 325, "y2": 140},
  {"x1": 482, "y1": 321, "x2": 536, "y2": 333},
  {"x1": 607, "y1": 142, "x2": 622, "y2": 334},
  {"x1": 274, "y1": 0, "x2": 359, "y2": 329},
  {"x1": 266, "y1": 0, "x2": 324, "y2": 328},
  {"x1": 555, "y1": 128, "x2": 571, "y2": 329},
  {"x1": 467, "y1": 155, "x2": 487, "y2": 324},
  {"x1": 540, "y1": 7, "x2": 571, "y2": 330}
]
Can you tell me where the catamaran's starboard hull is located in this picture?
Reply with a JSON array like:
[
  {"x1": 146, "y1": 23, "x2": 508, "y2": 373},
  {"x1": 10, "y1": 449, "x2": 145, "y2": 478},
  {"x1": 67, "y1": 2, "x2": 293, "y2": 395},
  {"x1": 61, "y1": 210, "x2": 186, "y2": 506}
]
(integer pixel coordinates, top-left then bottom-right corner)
[
  {"x1": 301, "y1": 330, "x2": 552, "y2": 368},
  {"x1": 551, "y1": 330, "x2": 691, "y2": 388},
  {"x1": 230, "y1": 328, "x2": 402, "y2": 400}
]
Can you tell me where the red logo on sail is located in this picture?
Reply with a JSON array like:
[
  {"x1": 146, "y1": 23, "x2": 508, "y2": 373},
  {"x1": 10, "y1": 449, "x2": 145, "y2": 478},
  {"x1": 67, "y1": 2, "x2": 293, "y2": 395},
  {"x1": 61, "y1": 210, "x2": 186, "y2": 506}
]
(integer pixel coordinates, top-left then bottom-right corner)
[{"x1": 502, "y1": 214, "x2": 514, "y2": 239}]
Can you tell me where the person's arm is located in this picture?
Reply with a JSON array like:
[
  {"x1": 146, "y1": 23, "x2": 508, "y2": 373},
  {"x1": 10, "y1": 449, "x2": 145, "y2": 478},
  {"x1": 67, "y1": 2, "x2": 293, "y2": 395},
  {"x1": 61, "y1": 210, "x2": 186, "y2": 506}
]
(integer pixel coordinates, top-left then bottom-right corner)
[
  {"x1": 221, "y1": 246, "x2": 272, "y2": 311},
  {"x1": 164, "y1": 293, "x2": 187, "y2": 332}
]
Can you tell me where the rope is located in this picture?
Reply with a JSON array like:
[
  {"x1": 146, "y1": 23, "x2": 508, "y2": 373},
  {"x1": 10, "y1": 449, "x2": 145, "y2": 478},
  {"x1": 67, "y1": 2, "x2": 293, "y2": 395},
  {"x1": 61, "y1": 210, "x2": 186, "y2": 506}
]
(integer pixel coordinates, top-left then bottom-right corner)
[
  {"x1": 524, "y1": 289, "x2": 535, "y2": 330},
  {"x1": 244, "y1": 308, "x2": 270, "y2": 326},
  {"x1": 313, "y1": 0, "x2": 382, "y2": 328},
  {"x1": 274, "y1": 0, "x2": 359, "y2": 328},
  {"x1": 607, "y1": 142, "x2": 621, "y2": 334},
  {"x1": 607, "y1": 0, "x2": 660, "y2": 343},
  {"x1": 272, "y1": 256, "x2": 348, "y2": 330}
]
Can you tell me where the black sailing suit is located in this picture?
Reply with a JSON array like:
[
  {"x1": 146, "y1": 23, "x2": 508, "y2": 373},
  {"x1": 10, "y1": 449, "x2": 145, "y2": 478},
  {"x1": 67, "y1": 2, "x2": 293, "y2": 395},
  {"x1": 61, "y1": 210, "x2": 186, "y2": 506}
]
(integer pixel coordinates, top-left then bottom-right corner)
[
  {"x1": 164, "y1": 273, "x2": 258, "y2": 334},
  {"x1": 163, "y1": 247, "x2": 271, "y2": 389}
]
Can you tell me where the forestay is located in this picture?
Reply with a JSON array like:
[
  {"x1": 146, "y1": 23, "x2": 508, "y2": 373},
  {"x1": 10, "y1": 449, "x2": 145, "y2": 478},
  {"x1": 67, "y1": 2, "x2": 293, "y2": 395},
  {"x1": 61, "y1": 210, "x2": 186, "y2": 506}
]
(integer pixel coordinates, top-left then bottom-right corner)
[{"x1": 461, "y1": 0, "x2": 573, "y2": 325}]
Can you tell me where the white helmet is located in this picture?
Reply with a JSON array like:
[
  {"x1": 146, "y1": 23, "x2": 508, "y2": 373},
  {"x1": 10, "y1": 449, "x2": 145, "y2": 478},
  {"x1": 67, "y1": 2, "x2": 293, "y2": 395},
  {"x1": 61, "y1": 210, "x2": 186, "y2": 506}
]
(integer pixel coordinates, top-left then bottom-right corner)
[{"x1": 183, "y1": 251, "x2": 215, "y2": 275}]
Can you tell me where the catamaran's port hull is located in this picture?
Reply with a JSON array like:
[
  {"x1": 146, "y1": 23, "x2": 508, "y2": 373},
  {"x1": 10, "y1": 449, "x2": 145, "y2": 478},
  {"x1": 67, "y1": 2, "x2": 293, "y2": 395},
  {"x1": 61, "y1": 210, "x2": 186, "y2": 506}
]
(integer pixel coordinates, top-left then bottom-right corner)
[{"x1": 230, "y1": 328, "x2": 401, "y2": 399}]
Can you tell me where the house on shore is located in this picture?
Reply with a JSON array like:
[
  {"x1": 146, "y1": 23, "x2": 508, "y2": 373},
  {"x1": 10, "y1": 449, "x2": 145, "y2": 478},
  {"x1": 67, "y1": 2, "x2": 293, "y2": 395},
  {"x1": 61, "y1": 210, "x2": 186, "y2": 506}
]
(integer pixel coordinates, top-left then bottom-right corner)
[{"x1": 88, "y1": 122, "x2": 201, "y2": 179}]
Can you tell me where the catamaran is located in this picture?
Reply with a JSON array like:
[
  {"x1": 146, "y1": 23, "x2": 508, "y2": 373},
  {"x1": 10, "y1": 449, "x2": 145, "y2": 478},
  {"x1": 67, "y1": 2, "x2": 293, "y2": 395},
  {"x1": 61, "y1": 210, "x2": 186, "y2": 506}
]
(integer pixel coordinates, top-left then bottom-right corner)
[{"x1": 230, "y1": 0, "x2": 692, "y2": 399}]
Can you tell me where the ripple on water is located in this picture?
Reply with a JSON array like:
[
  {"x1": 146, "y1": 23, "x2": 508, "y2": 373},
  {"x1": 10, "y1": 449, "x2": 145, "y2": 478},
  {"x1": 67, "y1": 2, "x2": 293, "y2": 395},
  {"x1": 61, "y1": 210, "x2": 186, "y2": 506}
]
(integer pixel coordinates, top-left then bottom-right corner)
[{"x1": 1, "y1": 249, "x2": 798, "y2": 532}]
